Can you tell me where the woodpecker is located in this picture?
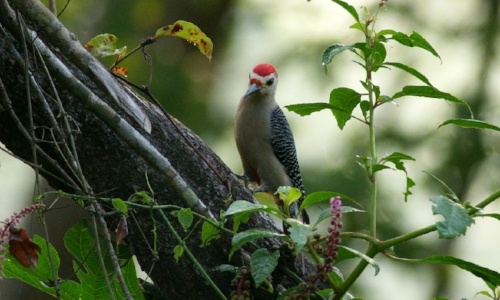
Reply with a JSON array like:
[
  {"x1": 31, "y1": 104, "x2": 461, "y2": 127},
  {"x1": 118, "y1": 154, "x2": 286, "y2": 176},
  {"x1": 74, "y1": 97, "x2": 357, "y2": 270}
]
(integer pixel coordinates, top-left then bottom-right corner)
[{"x1": 234, "y1": 63, "x2": 309, "y2": 224}]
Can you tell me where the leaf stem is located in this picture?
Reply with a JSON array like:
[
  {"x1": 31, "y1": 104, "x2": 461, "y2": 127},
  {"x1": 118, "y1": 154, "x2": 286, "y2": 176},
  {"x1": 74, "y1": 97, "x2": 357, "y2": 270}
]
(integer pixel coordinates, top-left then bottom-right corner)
[{"x1": 332, "y1": 244, "x2": 378, "y2": 300}]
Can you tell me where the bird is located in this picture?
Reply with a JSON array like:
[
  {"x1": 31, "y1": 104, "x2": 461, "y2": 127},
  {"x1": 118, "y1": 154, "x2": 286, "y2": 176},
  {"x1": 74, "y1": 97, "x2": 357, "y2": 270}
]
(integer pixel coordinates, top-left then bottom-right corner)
[{"x1": 234, "y1": 63, "x2": 309, "y2": 224}]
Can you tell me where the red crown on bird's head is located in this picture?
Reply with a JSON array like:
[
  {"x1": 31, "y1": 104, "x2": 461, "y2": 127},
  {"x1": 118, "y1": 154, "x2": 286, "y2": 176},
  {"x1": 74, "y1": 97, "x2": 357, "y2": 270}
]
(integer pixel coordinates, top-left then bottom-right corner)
[{"x1": 252, "y1": 63, "x2": 277, "y2": 77}]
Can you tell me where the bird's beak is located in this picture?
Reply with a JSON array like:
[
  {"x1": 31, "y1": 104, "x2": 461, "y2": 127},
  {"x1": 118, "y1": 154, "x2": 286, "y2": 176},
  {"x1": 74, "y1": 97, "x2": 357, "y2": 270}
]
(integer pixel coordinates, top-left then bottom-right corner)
[{"x1": 244, "y1": 83, "x2": 261, "y2": 98}]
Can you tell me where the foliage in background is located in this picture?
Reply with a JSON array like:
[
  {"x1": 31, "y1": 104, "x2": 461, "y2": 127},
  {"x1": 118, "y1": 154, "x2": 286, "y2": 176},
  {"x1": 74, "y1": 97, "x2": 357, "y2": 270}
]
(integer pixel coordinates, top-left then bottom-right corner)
[{"x1": 1, "y1": 0, "x2": 500, "y2": 299}]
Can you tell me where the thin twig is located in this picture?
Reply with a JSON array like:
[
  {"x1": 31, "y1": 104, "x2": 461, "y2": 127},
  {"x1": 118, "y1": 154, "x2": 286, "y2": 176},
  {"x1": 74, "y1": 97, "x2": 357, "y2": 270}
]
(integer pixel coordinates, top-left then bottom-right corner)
[
  {"x1": 93, "y1": 202, "x2": 134, "y2": 300},
  {"x1": 89, "y1": 203, "x2": 117, "y2": 300},
  {"x1": 17, "y1": 11, "x2": 60, "y2": 298}
]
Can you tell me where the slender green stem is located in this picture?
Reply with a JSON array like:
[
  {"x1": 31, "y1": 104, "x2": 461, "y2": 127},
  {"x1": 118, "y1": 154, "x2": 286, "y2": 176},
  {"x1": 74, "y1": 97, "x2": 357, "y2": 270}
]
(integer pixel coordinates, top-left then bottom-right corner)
[
  {"x1": 469, "y1": 188, "x2": 500, "y2": 214},
  {"x1": 367, "y1": 71, "x2": 377, "y2": 239},
  {"x1": 332, "y1": 244, "x2": 378, "y2": 300}
]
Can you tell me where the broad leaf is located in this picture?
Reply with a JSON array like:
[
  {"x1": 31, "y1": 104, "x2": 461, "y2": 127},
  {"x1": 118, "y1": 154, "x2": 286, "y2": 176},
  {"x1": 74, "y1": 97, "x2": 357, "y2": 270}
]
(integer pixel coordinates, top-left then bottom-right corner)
[
  {"x1": 379, "y1": 152, "x2": 416, "y2": 201},
  {"x1": 65, "y1": 220, "x2": 144, "y2": 299},
  {"x1": 276, "y1": 186, "x2": 302, "y2": 217},
  {"x1": 201, "y1": 219, "x2": 220, "y2": 247},
  {"x1": 423, "y1": 171, "x2": 459, "y2": 202},
  {"x1": 438, "y1": 119, "x2": 500, "y2": 132},
  {"x1": 301, "y1": 191, "x2": 361, "y2": 211},
  {"x1": 287, "y1": 102, "x2": 336, "y2": 116},
  {"x1": 177, "y1": 208, "x2": 193, "y2": 231},
  {"x1": 391, "y1": 85, "x2": 472, "y2": 116},
  {"x1": 331, "y1": 0, "x2": 360, "y2": 23},
  {"x1": 384, "y1": 62, "x2": 434, "y2": 86},
  {"x1": 391, "y1": 31, "x2": 441, "y2": 60},
  {"x1": 354, "y1": 42, "x2": 387, "y2": 72},
  {"x1": 112, "y1": 198, "x2": 128, "y2": 215},
  {"x1": 173, "y1": 244, "x2": 184, "y2": 262},
  {"x1": 338, "y1": 246, "x2": 380, "y2": 275},
  {"x1": 430, "y1": 196, "x2": 474, "y2": 239},
  {"x1": 84, "y1": 34, "x2": 127, "y2": 58},
  {"x1": 322, "y1": 43, "x2": 357, "y2": 73},
  {"x1": 225, "y1": 200, "x2": 285, "y2": 219},
  {"x1": 286, "y1": 219, "x2": 313, "y2": 254},
  {"x1": 154, "y1": 20, "x2": 213, "y2": 61},
  {"x1": 3, "y1": 235, "x2": 82, "y2": 299},
  {"x1": 329, "y1": 88, "x2": 362, "y2": 129},
  {"x1": 250, "y1": 249, "x2": 280, "y2": 288},
  {"x1": 229, "y1": 229, "x2": 286, "y2": 259},
  {"x1": 421, "y1": 255, "x2": 500, "y2": 286},
  {"x1": 315, "y1": 206, "x2": 364, "y2": 227}
]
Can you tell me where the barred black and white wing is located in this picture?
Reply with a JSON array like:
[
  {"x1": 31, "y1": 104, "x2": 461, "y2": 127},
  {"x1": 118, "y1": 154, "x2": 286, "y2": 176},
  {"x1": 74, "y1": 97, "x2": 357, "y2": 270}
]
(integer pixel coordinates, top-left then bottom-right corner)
[{"x1": 270, "y1": 106, "x2": 309, "y2": 223}]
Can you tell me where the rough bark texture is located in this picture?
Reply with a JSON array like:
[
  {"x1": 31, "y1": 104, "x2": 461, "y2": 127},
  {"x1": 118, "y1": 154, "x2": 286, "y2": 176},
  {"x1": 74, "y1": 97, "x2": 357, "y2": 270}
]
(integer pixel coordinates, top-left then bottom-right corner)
[{"x1": 0, "y1": 1, "x2": 315, "y2": 299}]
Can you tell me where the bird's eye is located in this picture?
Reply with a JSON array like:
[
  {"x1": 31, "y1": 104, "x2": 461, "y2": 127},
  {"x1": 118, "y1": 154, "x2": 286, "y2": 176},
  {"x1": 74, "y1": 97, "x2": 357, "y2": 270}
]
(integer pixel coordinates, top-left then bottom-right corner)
[{"x1": 266, "y1": 78, "x2": 274, "y2": 86}]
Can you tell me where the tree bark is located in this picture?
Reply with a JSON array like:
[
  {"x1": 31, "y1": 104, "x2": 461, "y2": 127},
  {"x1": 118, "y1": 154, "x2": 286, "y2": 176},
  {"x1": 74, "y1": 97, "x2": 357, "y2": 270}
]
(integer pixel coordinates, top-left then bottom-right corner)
[{"x1": 0, "y1": 1, "x2": 314, "y2": 299}]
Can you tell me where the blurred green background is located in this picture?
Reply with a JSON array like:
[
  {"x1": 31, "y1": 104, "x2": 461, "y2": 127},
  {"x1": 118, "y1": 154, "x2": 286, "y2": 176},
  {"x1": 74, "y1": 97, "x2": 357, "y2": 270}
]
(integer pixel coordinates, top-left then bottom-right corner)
[{"x1": 2, "y1": 0, "x2": 499, "y2": 299}]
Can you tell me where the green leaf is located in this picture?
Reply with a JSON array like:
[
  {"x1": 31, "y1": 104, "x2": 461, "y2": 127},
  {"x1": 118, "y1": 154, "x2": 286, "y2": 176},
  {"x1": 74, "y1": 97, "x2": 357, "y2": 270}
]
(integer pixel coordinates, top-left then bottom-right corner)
[
  {"x1": 375, "y1": 29, "x2": 396, "y2": 40},
  {"x1": 173, "y1": 244, "x2": 184, "y2": 262},
  {"x1": 354, "y1": 42, "x2": 386, "y2": 72},
  {"x1": 286, "y1": 219, "x2": 313, "y2": 254},
  {"x1": 229, "y1": 229, "x2": 286, "y2": 259},
  {"x1": 384, "y1": 62, "x2": 434, "y2": 86},
  {"x1": 315, "y1": 207, "x2": 364, "y2": 227},
  {"x1": 201, "y1": 219, "x2": 220, "y2": 247},
  {"x1": 339, "y1": 246, "x2": 380, "y2": 275},
  {"x1": 380, "y1": 152, "x2": 416, "y2": 170},
  {"x1": 254, "y1": 192, "x2": 278, "y2": 208},
  {"x1": 300, "y1": 191, "x2": 361, "y2": 211},
  {"x1": 225, "y1": 200, "x2": 285, "y2": 219},
  {"x1": 177, "y1": 208, "x2": 193, "y2": 231},
  {"x1": 349, "y1": 22, "x2": 365, "y2": 33},
  {"x1": 336, "y1": 246, "x2": 358, "y2": 263},
  {"x1": 379, "y1": 152, "x2": 416, "y2": 201},
  {"x1": 421, "y1": 255, "x2": 500, "y2": 286},
  {"x1": 322, "y1": 43, "x2": 357, "y2": 73},
  {"x1": 250, "y1": 249, "x2": 280, "y2": 288},
  {"x1": 286, "y1": 103, "x2": 333, "y2": 116},
  {"x1": 360, "y1": 100, "x2": 371, "y2": 118},
  {"x1": 438, "y1": 118, "x2": 500, "y2": 132},
  {"x1": 372, "y1": 164, "x2": 392, "y2": 173},
  {"x1": 2, "y1": 235, "x2": 82, "y2": 299},
  {"x1": 276, "y1": 186, "x2": 302, "y2": 217},
  {"x1": 116, "y1": 259, "x2": 144, "y2": 299},
  {"x1": 112, "y1": 198, "x2": 128, "y2": 215},
  {"x1": 430, "y1": 196, "x2": 474, "y2": 239},
  {"x1": 423, "y1": 171, "x2": 459, "y2": 202},
  {"x1": 331, "y1": 0, "x2": 360, "y2": 22},
  {"x1": 405, "y1": 177, "x2": 416, "y2": 200},
  {"x1": 391, "y1": 31, "x2": 441, "y2": 60},
  {"x1": 65, "y1": 220, "x2": 144, "y2": 300},
  {"x1": 286, "y1": 102, "x2": 362, "y2": 119},
  {"x1": 4, "y1": 221, "x2": 144, "y2": 300},
  {"x1": 329, "y1": 88, "x2": 362, "y2": 129},
  {"x1": 391, "y1": 85, "x2": 472, "y2": 117},
  {"x1": 213, "y1": 264, "x2": 240, "y2": 274}
]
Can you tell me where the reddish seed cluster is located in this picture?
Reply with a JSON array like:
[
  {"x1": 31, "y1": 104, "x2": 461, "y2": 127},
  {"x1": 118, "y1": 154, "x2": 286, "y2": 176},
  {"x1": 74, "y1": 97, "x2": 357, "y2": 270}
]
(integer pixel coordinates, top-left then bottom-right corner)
[
  {"x1": 323, "y1": 196, "x2": 343, "y2": 269},
  {"x1": 313, "y1": 197, "x2": 343, "y2": 278}
]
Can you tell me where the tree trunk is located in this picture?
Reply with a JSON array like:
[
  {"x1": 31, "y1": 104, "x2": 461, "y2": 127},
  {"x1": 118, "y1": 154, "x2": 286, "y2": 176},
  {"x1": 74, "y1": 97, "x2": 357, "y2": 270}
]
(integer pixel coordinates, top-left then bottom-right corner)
[{"x1": 0, "y1": 1, "x2": 314, "y2": 299}]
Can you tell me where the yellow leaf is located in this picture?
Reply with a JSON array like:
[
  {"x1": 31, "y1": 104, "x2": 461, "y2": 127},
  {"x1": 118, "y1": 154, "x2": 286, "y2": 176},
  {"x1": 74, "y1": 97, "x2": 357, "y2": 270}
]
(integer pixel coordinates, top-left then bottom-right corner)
[
  {"x1": 84, "y1": 34, "x2": 127, "y2": 58},
  {"x1": 154, "y1": 20, "x2": 213, "y2": 61}
]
